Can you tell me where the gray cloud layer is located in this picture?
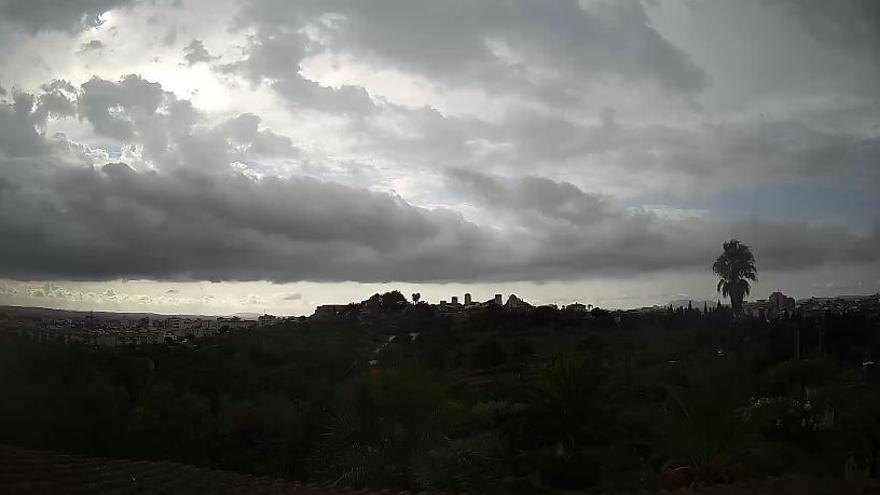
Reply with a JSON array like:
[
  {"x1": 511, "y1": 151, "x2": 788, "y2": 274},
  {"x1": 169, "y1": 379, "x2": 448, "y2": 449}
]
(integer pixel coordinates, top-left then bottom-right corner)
[
  {"x1": 0, "y1": 0, "x2": 137, "y2": 33},
  {"x1": 183, "y1": 39, "x2": 213, "y2": 65},
  {"x1": 767, "y1": 0, "x2": 880, "y2": 61},
  {"x1": 235, "y1": 0, "x2": 707, "y2": 96},
  {"x1": 208, "y1": 0, "x2": 880, "y2": 201},
  {"x1": 0, "y1": 2, "x2": 877, "y2": 289},
  {"x1": 1, "y1": 78, "x2": 877, "y2": 283}
]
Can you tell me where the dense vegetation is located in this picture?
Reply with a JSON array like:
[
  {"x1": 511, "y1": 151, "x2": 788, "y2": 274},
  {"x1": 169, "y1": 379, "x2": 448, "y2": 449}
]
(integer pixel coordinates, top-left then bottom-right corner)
[{"x1": 1, "y1": 299, "x2": 880, "y2": 493}]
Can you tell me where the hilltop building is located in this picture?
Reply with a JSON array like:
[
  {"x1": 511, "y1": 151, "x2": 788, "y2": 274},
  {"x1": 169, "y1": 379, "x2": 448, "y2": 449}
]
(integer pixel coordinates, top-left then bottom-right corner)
[
  {"x1": 257, "y1": 314, "x2": 278, "y2": 327},
  {"x1": 505, "y1": 294, "x2": 533, "y2": 310},
  {"x1": 564, "y1": 302, "x2": 588, "y2": 312},
  {"x1": 768, "y1": 291, "x2": 796, "y2": 318},
  {"x1": 314, "y1": 304, "x2": 351, "y2": 318}
]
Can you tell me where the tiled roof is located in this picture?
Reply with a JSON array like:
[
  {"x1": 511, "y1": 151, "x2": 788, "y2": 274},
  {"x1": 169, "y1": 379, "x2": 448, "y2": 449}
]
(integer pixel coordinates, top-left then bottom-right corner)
[
  {"x1": 0, "y1": 445, "x2": 418, "y2": 495},
  {"x1": 3, "y1": 445, "x2": 878, "y2": 494},
  {"x1": 670, "y1": 477, "x2": 880, "y2": 494}
]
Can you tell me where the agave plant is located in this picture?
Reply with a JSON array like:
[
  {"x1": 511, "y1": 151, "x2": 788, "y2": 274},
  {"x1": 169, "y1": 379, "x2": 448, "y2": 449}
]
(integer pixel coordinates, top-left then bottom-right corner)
[
  {"x1": 662, "y1": 362, "x2": 752, "y2": 487},
  {"x1": 527, "y1": 354, "x2": 605, "y2": 455}
]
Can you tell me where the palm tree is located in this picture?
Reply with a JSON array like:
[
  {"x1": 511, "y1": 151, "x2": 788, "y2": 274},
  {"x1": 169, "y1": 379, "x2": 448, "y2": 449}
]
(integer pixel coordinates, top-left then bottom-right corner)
[{"x1": 712, "y1": 239, "x2": 757, "y2": 313}]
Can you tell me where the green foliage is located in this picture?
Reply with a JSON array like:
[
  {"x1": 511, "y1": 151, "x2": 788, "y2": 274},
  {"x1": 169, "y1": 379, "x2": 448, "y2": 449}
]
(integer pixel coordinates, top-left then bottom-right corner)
[
  {"x1": 308, "y1": 369, "x2": 502, "y2": 492},
  {"x1": 538, "y1": 451, "x2": 601, "y2": 489},
  {"x1": 123, "y1": 356, "x2": 154, "y2": 401},
  {"x1": 126, "y1": 384, "x2": 213, "y2": 462},
  {"x1": 0, "y1": 305, "x2": 878, "y2": 493},
  {"x1": 511, "y1": 339, "x2": 535, "y2": 363},
  {"x1": 744, "y1": 396, "x2": 826, "y2": 444},
  {"x1": 526, "y1": 354, "x2": 605, "y2": 454},
  {"x1": 662, "y1": 361, "x2": 752, "y2": 484},
  {"x1": 365, "y1": 290, "x2": 408, "y2": 312},
  {"x1": 760, "y1": 358, "x2": 839, "y2": 396},
  {"x1": 471, "y1": 339, "x2": 508, "y2": 369},
  {"x1": 215, "y1": 393, "x2": 308, "y2": 475}
]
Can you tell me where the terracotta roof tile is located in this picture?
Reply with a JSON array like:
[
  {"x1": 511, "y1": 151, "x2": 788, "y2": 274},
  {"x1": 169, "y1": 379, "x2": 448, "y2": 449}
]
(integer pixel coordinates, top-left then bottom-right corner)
[
  {"x1": 5, "y1": 445, "x2": 876, "y2": 494},
  {"x1": 0, "y1": 446, "x2": 426, "y2": 495}
]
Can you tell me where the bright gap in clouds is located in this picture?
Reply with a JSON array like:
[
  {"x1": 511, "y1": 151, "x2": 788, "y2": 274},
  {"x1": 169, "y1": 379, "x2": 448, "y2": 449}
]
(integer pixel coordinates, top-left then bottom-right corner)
[{"x1": 2, "y1": 265, "x2": 877, "y2": 317}]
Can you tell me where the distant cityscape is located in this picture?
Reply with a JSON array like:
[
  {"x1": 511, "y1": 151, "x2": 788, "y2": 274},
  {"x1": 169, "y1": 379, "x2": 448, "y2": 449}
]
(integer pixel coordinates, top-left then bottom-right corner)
[
  {"x1": 317, "y1": 290, "x2": 880, "y2": 320},
  {"x1": 0, "y1": 308, "x2": 283, "y2": 347},
  {"x1": 4, "y1": 290, "x2": 878, "y2": 348}
]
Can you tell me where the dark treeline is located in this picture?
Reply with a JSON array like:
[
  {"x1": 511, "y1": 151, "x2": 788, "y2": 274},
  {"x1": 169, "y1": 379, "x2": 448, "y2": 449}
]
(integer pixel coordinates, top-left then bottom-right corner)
[{"x1": 1, "y1": 298, "x2": 880, "y2": 493}]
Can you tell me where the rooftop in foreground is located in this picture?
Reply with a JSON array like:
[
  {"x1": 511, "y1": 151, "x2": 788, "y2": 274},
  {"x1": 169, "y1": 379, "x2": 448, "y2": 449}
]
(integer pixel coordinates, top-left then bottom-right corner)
[
  {"x1": 2, "y1": 445, "x2": 879, "y2": 494},
  {"x1": 0, "y1": 445, "x2": 418, "y2": 495}
]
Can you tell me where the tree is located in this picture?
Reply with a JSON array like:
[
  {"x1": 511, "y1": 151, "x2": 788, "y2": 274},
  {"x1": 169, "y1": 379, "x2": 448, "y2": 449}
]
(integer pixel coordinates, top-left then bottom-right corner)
[
  {"x1": 411, "y1": 292, "x2": 421, "y2": 304},
  {"x1": 365, "y1": 291, "x2": 409, "y2": 312},
  {"x1": 712, "y1": 239, "x2": 757, "y2": 313}
]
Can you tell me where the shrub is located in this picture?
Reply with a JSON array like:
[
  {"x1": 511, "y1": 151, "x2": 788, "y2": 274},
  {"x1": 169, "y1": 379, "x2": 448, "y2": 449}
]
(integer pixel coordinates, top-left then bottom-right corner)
[{"x1": 471, "y1": 340, "x2": 507, "y2": 370}]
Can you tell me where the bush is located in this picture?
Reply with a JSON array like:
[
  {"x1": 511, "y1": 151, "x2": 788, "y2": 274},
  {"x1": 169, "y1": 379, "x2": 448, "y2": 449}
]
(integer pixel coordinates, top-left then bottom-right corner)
[
  {"x1": 471, "y1": 340, "x2": 508, "y2": 369},
  {"x1": 511, "y1": 340, "x2": 535, "y2": 363},
  {"x1": 538, "y1": 451, "x2": 600, "y2": 489}
]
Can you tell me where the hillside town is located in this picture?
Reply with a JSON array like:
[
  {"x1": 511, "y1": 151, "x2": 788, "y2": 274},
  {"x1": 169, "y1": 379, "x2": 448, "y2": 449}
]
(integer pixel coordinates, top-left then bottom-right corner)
[
  {"x1": 2, "y1": 291, "x2": 878, "y2": 349},
  {"x1": 0, "y1": 309, "x2": 283, "y2": 347},
  {"x1": 315, "y1": 290, "x2": 880, "y2": 322}
]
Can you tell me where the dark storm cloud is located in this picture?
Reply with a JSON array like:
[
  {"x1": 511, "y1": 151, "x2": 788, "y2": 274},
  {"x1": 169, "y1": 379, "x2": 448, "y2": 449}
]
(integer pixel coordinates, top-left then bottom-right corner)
[
  {"x1": 0, "y1": 157, "x2": 503, "y2": 282},
  {"x1": 183, "y1": 39, "x2": 213, "y2": 65},
  {"x1": 72, "y1": 75, "x2": 296, "y2": 166},
  {"x1": 589, "y1": 115, "x2": 880, "y2": 192},
  {"x1": 0, "y1": 0, "x2": 137, "y2": 33},
  {"x1": 234, "y1": 0, "x2": 708, "y2": 96},
  {"x1": 448, "y1": 168, "x2": 614, "y2": 226},
  {"x1": 78, "y1": 75, "x2": 165, "y2": 140},
  {"x1": 0, "y1": 87, "x2": 72, "y2": 157},
  {"x1": 765, "y1": 0, "x2": 880, "y2": 61},
  {"x1": 0, "y1": 105, "x2": 47, "y2": 157},
  {"x1": 33, "y1": 81, "x2": 78, "y2": 124},
  {"x1": 79, "y1": 39, "x2": 105, "y2": 53},
  {"x1": 445, "y1": 170, "x2": 880, "y2": 278},
  {"x1": 219, "y1": 31, "x2": 377, "y2": 116},
  {"x1": 1, "y1": 158, "x2": 876, "y2": 283},
  {"x1": 217, "y1": 0, "x2": 709, "y2": 128},
  {"x1": 217, "y1": 113, "x2": 299, "y2": 157},
  {"x1": 2, "y1": 77, "x2": 877, "y2": 284},
  {"x1": 215, "y1": 0, "x2": 879, "y2": 201},
  {"x1": 332, "y1": 98, "x2": 880, "y2": 200},
  {"x1": 727, "y1": 217, "x2": 878, "y2": 272}
]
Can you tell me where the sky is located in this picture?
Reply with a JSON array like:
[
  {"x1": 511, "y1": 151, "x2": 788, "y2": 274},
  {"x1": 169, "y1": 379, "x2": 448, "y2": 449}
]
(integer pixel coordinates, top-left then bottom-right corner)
[{"x1": 0, "y1": 0, "x2": 878, "y2": 316}]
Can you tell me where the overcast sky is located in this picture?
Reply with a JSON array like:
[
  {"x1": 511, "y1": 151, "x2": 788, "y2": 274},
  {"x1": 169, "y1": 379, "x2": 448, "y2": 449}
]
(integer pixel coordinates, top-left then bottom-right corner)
[{"x1": 0, "y1": 0, "x2": 878, "y2": 316}]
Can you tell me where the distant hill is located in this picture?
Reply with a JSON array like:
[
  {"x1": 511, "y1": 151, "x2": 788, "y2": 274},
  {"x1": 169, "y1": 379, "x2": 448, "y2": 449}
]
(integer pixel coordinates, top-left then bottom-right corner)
[
  {"x1": 232, "y1": 312, "x2": 263, "y2": 320},
  {"x1": 796, "y1": 294, "x2": 880, "y2": 303},
  {"x1": 0, "y1": 305, "x2": 219, "y2": 321}
]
